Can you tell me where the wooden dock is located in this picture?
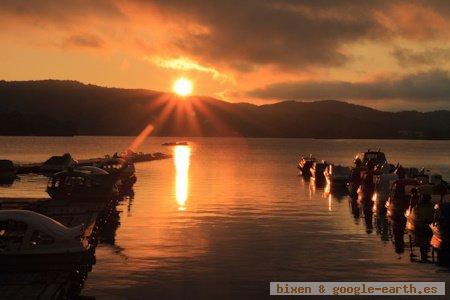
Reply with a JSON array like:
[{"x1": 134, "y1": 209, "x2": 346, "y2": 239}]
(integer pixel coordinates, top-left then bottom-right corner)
[{"x1": 16, "y1": 152, "x2": 172, "y2": 175}]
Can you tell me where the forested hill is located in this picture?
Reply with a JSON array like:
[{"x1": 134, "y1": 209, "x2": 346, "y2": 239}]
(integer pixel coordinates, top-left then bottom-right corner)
[{"x1": 1, "y1": 80, "x2": 448, "y2": 139}]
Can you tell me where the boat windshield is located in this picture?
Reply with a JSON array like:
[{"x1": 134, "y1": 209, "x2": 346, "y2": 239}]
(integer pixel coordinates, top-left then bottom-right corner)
[{"x1": 363, "y1": 152, "x2": 386, "y2": 164}]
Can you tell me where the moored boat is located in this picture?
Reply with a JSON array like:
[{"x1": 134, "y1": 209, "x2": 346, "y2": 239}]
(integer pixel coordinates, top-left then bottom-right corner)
[
  {"x1": 430, "y1": 202, "x2": 450, "y2": 265},
  {"x1": 414, "y1": 168, "x2": 430, "y2": 184},
  {"x1": 355, "y1": 149, "x2": 388, "y2": 166},
  {"x1": 310, "y1": 161, "x2": 328, "y2": 182},
  {"x1": 297, "y1": 154, "x2": 316, "y2": 177},
  {"x1": 46, "y1": 167, "x2": 118, "y2": 202},
  {"x1": 406, "y1": 199, "x2": 434, "y2": 232},
  {"x1": 0, "y1": 210, "x2": 89, "y2": 271},
  {"x1": 324, "y1": 164, "x2": 350, "y2": 186}
]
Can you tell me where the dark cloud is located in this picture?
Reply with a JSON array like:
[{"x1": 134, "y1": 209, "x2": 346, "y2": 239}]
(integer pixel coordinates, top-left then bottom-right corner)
[
  {"x1": 1, "y1": 0, "x2": 449, "y2": 71},
  {"x1": 248, "y1": 69, "x2": 450, "y2": 104},
  {"x1": 146, "y1": 0, "x2": 450, "y2": 70},
  {"x1": 65, "y1": 34, "x2": 104, "y2": 48},
  {"x1": 0, "y1": 0, "x2": 124, "y2": 24},
  {"x1": 148, "y1": 0, "x2": 386, "y2": 69},
  {"x1": 392, "y1": 47, "x2": 450, "y2": 67}
]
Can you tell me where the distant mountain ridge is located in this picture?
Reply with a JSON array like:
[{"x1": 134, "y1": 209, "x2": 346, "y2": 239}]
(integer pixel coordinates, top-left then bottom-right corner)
[{"x1": 0, "y1": 80, "x2": 449, "y2": 139}]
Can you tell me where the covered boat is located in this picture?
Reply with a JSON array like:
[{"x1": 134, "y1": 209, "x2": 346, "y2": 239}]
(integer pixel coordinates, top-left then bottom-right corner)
[
  {"x1": 0, "y1": 159, "x2": 17, "y2": 182},
  {"x1": 297, "y1": 155, "x2": 316, "y2": 177},
  {"x1": 41, "y1": 153, "x2": 77, "y2": 173},
  {"x1": 324, "y1": 165, "x2": 351, "y2": 186},
  {"x1": 46, "y1": 167, "x2": 118, "y2": 202},
  {"x1": 0, "y1": 210, "x2": 89, "y2": 270}
]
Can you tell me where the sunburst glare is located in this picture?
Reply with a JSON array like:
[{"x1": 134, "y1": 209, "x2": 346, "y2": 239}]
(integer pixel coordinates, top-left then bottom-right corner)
[{"x1": 173, "y1": 78, "x2": 193, "y2": 97}]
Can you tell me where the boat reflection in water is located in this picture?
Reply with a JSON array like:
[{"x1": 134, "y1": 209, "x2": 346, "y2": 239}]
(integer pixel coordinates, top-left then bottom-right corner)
[{"x1": 174, "y1": 145, "x2": 191, "y2": 211}]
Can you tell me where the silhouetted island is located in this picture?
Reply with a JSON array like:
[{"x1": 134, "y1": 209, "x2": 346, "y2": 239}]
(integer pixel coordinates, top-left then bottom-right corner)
[{"x1": 0, "y1": 80, "x2": 449, "y2": 139}]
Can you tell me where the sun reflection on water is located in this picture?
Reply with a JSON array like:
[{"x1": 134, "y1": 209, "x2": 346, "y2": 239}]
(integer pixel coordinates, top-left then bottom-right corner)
[{"x1": 174, "y1": 146, "x2": 191, "y2": 211}]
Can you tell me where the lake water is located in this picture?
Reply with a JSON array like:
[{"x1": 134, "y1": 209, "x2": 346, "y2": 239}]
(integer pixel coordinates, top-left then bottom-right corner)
[{"x1": 1, "y1": 137, "x2": 449, "y2": 299}]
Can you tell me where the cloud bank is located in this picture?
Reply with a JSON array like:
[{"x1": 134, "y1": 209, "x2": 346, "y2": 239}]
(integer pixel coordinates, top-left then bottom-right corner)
[{"x1": 249, "y1": 69, "x2": 450, "y2": 103}]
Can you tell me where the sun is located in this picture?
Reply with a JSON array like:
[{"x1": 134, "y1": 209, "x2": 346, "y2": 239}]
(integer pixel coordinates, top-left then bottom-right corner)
[{"x1": 173, "y1": 78, "x2": 193, "y2": 97}]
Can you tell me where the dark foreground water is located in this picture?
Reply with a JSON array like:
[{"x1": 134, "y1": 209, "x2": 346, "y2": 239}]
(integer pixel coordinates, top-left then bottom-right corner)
[{"x1": 1, "y1": 137, "x2": 449, "y2": 299}]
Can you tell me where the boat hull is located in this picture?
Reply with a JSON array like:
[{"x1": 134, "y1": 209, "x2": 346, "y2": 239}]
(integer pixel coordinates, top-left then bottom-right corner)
[
  {"x1": 0, "y1": 251, "x2": 90, "y2": 272},
  {"x1": 325, "y1": 176, "x2": 349, "y2": 186},
  {"x1": 47, "y1": 190, "x2": 118, "y2": 202}
]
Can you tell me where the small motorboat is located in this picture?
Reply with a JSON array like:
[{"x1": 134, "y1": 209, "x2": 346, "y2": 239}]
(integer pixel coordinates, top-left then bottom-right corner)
[
  {"x1": 355, "y1": 149, "x2": 387, "y2": 166},
  {"x1": 46, "y1": 167, "x2": 118, "y2": 202},
  {"x1": 0, "y1": 160, "x2": 17, "y2": 183},
  {"x1": 386, "y1": 188, "x2": 415, "y2": 218},
  {"x1": 372, "y1": 173, "x2": 398, "y2": 214},
  {"x1": 430, "y1": 202, "x2": 450, "y2": 265},
  {"x1": 406, "y1": 204, "x2": 434, "y2": 264},
  {"x1": 406, "y1": 197, "x2": 434, "y2": 233},
  {"x1": 41, "y1": 153, "x2": 77, "y2": 173},
  {"x1": 162, "y1": 141, "x2": 188, "y2": 146},
  {"x1": 414, "y1": 168, "x2": 430, "y2": 184},
  {"x1": 324, "y1": 165, "x2": 350, "y2": 186},
  {"x1": 0, "y1": 210, "x2": 89, "y2": 271},
  {"x1": 310, "y1": 161, "x2": 328, "y2": 182},
  {"x1": 297, "y1": 155, "x2": 316, "y2": 177}
]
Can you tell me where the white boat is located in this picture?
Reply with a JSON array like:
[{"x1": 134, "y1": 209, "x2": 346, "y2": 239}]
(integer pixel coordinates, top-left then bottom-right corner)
[{"x1": 0, "y1": 210, "x2": 89, "y2": 270}]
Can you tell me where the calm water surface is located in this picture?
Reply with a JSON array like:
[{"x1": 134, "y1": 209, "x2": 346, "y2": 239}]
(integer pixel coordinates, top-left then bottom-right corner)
[{"x1": 1, "y1": 137, "x2": 449, "y2": 299}]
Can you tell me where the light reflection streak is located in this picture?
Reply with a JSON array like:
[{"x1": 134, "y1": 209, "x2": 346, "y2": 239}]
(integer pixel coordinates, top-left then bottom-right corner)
[
  {"x1": 328, "y1": 194, "x2": 332, "y2": 212},
  {"x1": 174, "y1": 146, "x2": 191, "y2": 211},
  {"x1": 128, "y1": 124, "x2": 154, "y2": 152}
]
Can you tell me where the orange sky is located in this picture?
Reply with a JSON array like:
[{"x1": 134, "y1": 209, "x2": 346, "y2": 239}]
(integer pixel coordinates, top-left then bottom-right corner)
[{"x1": 1, "y1": 1, "x2": 450, "y2": 111}]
